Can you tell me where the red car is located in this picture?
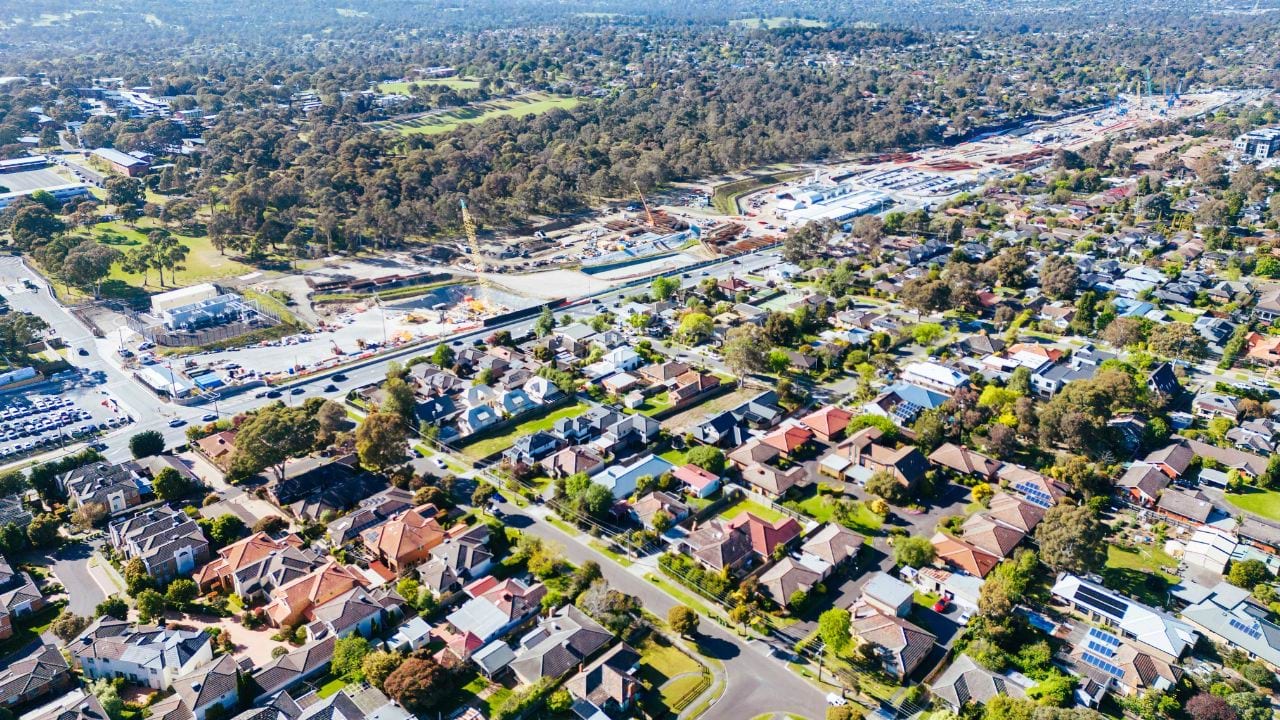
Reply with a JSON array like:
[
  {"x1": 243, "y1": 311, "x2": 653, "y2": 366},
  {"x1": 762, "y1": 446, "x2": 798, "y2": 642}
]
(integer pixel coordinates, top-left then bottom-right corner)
[{"x1": 932, "y1": 598, "x2": 949, "y2": 613}]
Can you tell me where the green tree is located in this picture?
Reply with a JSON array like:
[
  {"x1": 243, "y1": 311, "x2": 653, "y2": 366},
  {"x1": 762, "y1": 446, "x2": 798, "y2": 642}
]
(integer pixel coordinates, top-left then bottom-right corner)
[
  {"x1": 668, "y1": 605, "x2": 699, "y2": 636},
  {"x1": 1035, "y1": 504, "x2": 1106, "y2": 575},
  {"x1": 129, "y1": 430, "x2": 165, "y2": 458},
  {"x1": 361, "y1": 650, "x2": 404, "y2": 691},
  {"x1": 817, "y1": 607, "x2": 852, "y2": 656},
  {"x1": 865, "y1": 470, "x2": 907, "y2": 505},
  {"x1": 88, "y1": 678, "x2": 125, "y2": 720},
  {"x1": 95, "y1": 597, "x2": 129, "y2": 620},
  {"x1": 721, "y1": 324, "x2": 770, "y2": 379},
  {"x1": 430, "y1": 344, "x2": 455, "y2": 368},
  {"x1": 1227, "y1": 559, "x2": 1271, "y2": 589},
  {"x1": 50, "y1": 610, "x2": 90, "y2": 642},
  {"x1": 676, "y1": 312, "x2": 714, "y2": 345},
  {"x1": 533, "y1": 305, "x2": 555, "y2": 337},
  {"x1": 356, "y1": 412, "x2": 408, "y2": 470},
  {"x1": 136, "y1": 588, "x2": 166, "y2": 622},
  {"x1": 893, "y1": 536, "x2": 936, "y2": 568},
  {"x1": 166, "y1": 578, "x2": 199, "y2": 606},
  {"x1": 685, "y1": 446, "x2": 726, "y2": 474},
  {"x1": 228, "y1": 404, "x2": 318, "y2": 481},
  {"x1": 27, "y1": 513, "x2": 60, "y2": 548},
  {"x1": 206, "y1": 514, "x2": 247, "y2": 547},
  {"x1": 123, "y1": 558, "x2": 153, "y2": 595},
  {"x1": 152, "y1": 466, "x2": 196, "y2": 500},
  {"x1": 333, "y1": 635, "x2": 372, "y2": 680},
  {"x1": 651, "y1": 275, "x2": 680, "y2": 301}
]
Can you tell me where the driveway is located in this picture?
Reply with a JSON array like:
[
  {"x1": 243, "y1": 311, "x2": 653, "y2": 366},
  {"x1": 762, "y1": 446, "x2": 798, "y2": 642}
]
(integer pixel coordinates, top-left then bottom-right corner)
[{"x1": 47, "y1": 542, "x2": 110, "y2": 615}]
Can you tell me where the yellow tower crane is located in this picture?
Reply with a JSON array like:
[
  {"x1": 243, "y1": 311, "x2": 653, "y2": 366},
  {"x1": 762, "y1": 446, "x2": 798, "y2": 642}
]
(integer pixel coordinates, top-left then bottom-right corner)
[
  {"x1": 633, "y1": 181, "x2": 656, "y2": 228},
  {"x1": 460, "y1": 199, "x2": 490, "y2": 309}
]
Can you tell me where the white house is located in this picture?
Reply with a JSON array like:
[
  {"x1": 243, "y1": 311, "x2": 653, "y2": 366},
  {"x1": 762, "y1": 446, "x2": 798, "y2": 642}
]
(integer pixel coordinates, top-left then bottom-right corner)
[
  {"x1": 901, "y1": 362, "x2": 969, "y2": 395},
  {"x1": 74, "y1": 622, "x2": 215, "y2": 690},
  {"x1": 603, "y1": 347, "x2": 643, "y2": 372}
]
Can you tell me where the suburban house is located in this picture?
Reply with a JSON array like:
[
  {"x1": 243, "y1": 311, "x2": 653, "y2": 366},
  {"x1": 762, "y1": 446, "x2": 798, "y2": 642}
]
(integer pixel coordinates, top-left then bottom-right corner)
[
  {"x1": 418, "y1": 524, "x2": 494, "y2": 597},
  {"x1": 445, "y1": 577, "x2": 548, "y2": 651},
  {"x1": 677, "y1": 519, "x2": 754, "y2": 573},
  {"x1": 930, "y1": 653, "x2": 1032, "y2": 712},
  {"x1": 194, "y1": 431, "x2": 237, "y2": 470},
  {"x1": 931, "y1": 533, "x2": 1000, "y2": 578},
  {"x1": 60, "y1": 460, "x2": 147, "y2": 514},
  {"x1": 1181, "y1": 581, "x2": 1280, "y2": 670},
  {"x1": 305, "y1": 585, "x2": 404, "y2": 641},
  {"x1": 1117, "y1": 464, "x2": 1170, "y2": 506},
  {"x1": 849, "y1": 601, "x2": 936, "y2": 679},
  {"x1": 565, "y1": 644, "x2": 642, "y2": 719},
  {"x1": 108, "y1": 506, "x2": 211, "y2": 582},
  {"x1": 195, "y1": 532, "x2": 309, "y2": 594},
  {"x1": 758, "y1": 556, "x2": 826, "y2": 607},
  {"x1": 150, "y1": 654, "x2": 241, "y2": 720},
  {"x1": 509, "y1": 606, "x2": 613, "y2": 685},
  {"x1": 928, "y1": 443, "x2": 1001, "y2": 481},
  {"x1": 326, "y1": 487, "x2": 417, "y2": 547},
  {"x1": 800, "y1": 405, "x2": 854, "y2": 443},
  {"x1": 1062, "y1": 625, "x2": 1182, "y2": 702},
  {"x1": 672, "y1": 463, "x2": 721, "y2": 498},
  {"x1": 1156, "y1": 488, "x2": 1216, "y2": 527},
  {"x1": 594, "y1": 454, "x2": 674, "y2": 500},
  {"x1": 0, "y1": 643, "x2": 72, "y2": 709},
  {"x1": 73, "y1": 619, "x2": 215, "y2": 690},
  {"x1": 827, "y1": 427, "x2": 930, "y2": 489},
  {"x1": 263, "y1": 562, "x2": 369, "y2": 628},
  {"x1": 0, "y1": 557, "x2": 45, "y2": 640},
  {"x1": 360, "y1": 504, "x2": 447, "y2": 573},
  {"x1": 728, "y1": 512, "x2": 802, "y2": 558},
  {"x1": 630, "y1": 491, "x2": 691, "y2": 530},
  {"x1": 1050, "y1": 574, "x2": 1198, "y2": 658},
  {"x1": 250, "y1": 637, "x2": 335, "y2": 702}
]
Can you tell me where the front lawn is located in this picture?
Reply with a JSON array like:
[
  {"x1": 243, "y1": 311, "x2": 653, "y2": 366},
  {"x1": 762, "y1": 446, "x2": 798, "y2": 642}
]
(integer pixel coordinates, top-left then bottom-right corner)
[
  {"x1": 459, "y1": 402, "x2": 589, "y2": 459},
  {"x1": 637, "y1": 635, "x2": 707, "y2": 716},
  {"x1": 1225, "y1": 487, "x2": 1280, "y2": 522},
  {"x1": 717, "y1": 496, "x2": 786, "y2": 523},
  {"x1": 0, "y1": 600, "x2": 67, "y2": 658}
]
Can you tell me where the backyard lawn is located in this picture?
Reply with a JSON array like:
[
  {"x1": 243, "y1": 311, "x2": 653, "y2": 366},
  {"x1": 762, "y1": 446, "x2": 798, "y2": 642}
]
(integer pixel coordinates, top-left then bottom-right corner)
[
  {"x1": 627, "y1": 391, "x2": 673, "y2": 417},
  {"x1": 1225, "y1": 487, "x2": 1280, "y2": 522},
  {"x1": 785, "y1": 492, "x2": 882, "y2": 534},
  {"x1": 1102, "y1": 545, "x2": 1179, "y2": 608},
  {"x1": 315, "y1": 675, "x2": 350, "y2": 699},
  {"x1": 717, "y1": 496, "x2": 786, "y2": 523},
  {"x1": 458, "y1": 402, "x2": 589, "y2": 459}
]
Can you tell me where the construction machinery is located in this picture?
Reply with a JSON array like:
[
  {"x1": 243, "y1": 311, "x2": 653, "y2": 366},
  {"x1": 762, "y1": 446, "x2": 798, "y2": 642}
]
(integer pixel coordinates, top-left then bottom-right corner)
[
  {"x1": 459, "y1": 198, "x2": 491, "y2": 309},
  {"x1": 633, "y1": 181, "x2": 656, "y2": 227}
]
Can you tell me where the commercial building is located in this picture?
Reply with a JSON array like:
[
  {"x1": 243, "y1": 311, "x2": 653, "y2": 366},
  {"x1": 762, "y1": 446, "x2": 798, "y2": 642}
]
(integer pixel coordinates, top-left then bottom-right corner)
[
  {"x1": 1233, "y1": 128, "x2": 1280, "y2": 161},
  {"x1": 91, "y1": 147, "x2": 151, "y2": 177}
]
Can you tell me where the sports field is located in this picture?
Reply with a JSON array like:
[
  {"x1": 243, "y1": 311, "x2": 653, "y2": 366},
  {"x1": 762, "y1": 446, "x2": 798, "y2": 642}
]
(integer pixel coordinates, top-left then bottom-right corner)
[
  {"x1": 378, "y1": 77, "x2": 481, "y2": 94},
  {"x1": 371, "y1": 92, "x2": 582, "y2": 136}
]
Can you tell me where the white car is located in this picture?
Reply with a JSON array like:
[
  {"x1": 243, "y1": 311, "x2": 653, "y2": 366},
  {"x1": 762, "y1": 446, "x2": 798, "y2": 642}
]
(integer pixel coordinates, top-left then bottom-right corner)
[{"x1": 826, "y1": 694, "x2": 847, "y2": 707}]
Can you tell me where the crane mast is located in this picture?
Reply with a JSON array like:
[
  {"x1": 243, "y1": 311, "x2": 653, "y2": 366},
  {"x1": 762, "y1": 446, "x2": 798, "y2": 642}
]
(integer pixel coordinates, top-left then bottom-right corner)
[
  {"x1": 460, "y1": 199, "x2": 490, "y2": 305},
  {"x1": 634, "y1": 181, "x2": 656, "y2": 227}
]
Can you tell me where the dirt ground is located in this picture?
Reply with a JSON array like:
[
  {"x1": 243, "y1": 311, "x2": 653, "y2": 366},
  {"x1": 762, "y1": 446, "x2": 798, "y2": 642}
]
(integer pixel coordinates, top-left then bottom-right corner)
[{"x1": 660, "y1": 386, "x2": 760, "y2": 435}]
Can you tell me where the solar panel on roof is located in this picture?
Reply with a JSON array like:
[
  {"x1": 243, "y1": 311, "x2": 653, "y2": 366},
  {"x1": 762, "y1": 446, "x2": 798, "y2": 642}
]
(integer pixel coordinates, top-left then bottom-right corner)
[
  {"x1": 1082, "y1": 651, "x2": 1125, "y2": 678},
  {"x1": 1088, "y1": 627, "x2": 1121, "y2": 646},
  {"x1": 1074, "y1": 585, "x2": 1128, "y2": 619},
  {"x1": 1086, "y1": 640, "x2": 1116, "y2": 658},
  {"x1": 1013, "y1": 480, "x2": 1053, "y2": 508},
  {"x1": 1229, "y1": 617, "x2": 1263, "y2": 640}
]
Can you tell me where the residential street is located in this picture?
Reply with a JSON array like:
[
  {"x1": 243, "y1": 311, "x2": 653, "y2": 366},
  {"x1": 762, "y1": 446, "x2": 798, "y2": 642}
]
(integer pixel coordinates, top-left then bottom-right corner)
[{"x1": 494, "y1": 499, "x2": 832, "y2": 720}]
